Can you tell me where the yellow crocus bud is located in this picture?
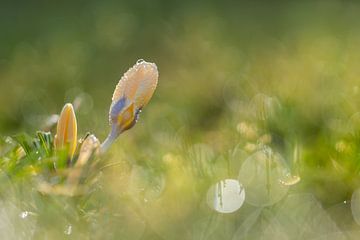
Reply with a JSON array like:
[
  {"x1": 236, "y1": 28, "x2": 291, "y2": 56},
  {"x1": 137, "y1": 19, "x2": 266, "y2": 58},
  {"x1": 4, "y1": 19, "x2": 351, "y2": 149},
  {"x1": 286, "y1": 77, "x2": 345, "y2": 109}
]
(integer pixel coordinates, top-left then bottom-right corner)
[
  {"x1": 54, "y1": 103, "x2": 78, "y2": 159},
  {"x1": 101, "y1": 59, "x2": 158, "y2": 153}
]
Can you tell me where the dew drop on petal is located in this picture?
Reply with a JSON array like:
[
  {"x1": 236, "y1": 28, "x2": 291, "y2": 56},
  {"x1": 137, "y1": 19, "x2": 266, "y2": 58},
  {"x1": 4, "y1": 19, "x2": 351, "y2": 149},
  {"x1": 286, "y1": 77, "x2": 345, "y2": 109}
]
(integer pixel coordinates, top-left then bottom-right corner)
[{"x1": 136, "y1": 59, "x2": 145, "y2": 64}]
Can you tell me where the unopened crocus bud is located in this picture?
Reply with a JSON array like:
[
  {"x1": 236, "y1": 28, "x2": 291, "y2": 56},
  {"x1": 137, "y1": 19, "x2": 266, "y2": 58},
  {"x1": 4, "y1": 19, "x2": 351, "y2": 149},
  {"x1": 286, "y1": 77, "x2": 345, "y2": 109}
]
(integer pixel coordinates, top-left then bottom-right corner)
[
  {"x1": 67, "y1": 134, "x2": 100, "y2": 186},
  {"x1": 76, "y1": 134, "x2": 100, "y2": 167},
  {"x1": 101, "y1": 59, "x2": 158, "y2": 153},
  {"x1": 54, "y1": 103, "x2": 78, "y2": 159},
  {"x1": 111, "y1": 59, "x2": 158, "y2": 110}
]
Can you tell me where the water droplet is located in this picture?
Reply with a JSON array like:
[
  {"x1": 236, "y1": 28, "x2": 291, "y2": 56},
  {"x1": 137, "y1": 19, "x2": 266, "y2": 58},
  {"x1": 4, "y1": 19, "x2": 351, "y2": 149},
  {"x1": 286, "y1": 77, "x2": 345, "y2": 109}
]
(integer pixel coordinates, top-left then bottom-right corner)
[
  {"x1": 206, "y1": 179, "x2": 245, "y2": 213},
  {"x1": 64, "y1": 225, "x2": 72, "y2": 235},
  {"x1": 19, "y1": 211, "x2": 28, "y2": 219},
  {"x1": 279, "y1": 173, "x2": 301, "y2": 186},
  {"x1": 5, "y1": 137, "x2": 13, "y2": 144},
  {"x1": 136, "y1": 59, "x2": 145, "y2": 65}
]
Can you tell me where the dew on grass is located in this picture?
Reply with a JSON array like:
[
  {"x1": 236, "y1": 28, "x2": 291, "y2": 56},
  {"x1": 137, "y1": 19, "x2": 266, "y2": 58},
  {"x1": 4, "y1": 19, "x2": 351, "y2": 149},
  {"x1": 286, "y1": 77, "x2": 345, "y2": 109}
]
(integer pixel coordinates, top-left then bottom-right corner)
[
  {"x1": 0, "y1": 203, "x2": 36, "y2": 239},
  {"x1": 238, "y1": 148, "x2": 290, "y2": 206},
  {"x1": 206, "y1": 179, "x2": 245, "y2": 213}
]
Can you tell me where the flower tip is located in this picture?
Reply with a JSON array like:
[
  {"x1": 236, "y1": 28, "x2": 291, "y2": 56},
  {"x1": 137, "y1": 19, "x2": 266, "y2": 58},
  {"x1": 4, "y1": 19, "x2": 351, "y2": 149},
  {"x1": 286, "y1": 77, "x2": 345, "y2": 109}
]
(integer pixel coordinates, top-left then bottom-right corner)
[{"x1": 62, "y1": 103, "x2": 75, "y2": 113}]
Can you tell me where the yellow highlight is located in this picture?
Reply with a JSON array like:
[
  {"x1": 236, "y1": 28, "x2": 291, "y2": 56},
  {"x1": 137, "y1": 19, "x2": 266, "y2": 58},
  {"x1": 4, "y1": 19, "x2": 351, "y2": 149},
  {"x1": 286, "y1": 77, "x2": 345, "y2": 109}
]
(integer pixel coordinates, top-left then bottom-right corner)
[
  {"x1": 116, "y1": 102, "x2": 136, "y2": 131},
  {"x1": 54, "y1": 103, "x2": 78, "y2": 159}
]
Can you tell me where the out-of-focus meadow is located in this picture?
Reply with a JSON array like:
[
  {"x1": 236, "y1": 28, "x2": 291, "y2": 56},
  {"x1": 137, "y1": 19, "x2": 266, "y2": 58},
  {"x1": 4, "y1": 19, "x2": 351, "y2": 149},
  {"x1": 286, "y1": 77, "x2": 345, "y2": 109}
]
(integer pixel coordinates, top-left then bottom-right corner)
[{"x1": 2, "y1": 1, "x2": 360, "y2": 239}]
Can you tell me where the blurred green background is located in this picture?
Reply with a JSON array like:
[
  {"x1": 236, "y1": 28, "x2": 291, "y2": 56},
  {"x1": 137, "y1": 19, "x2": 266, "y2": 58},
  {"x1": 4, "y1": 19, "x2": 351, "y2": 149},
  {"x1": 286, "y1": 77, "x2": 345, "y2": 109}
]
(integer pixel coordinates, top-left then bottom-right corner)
[
  {"x1": 2, "y1": 0, "x2": 359, "y2": 137},
  {"x1": 2, "y1": 0, "x2": 360, "y2": 239}
]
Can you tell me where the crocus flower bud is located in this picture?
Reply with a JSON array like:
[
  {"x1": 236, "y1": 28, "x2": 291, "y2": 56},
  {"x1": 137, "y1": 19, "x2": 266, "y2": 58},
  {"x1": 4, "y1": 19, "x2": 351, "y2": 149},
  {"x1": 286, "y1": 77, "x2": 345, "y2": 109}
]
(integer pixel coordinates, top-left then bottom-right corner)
[
  {"x1": 101, "y1": 59, "x2": 158, "y2": 153},
  {"x1": 54, "y1": 103, "x2": 78, "y2": 159},
  {"x1": 111, "y1": 59, "x2": 158, "y2": 110},
  {"x1": 67, "y1": 134, "x2": 100, "y2": 186}
]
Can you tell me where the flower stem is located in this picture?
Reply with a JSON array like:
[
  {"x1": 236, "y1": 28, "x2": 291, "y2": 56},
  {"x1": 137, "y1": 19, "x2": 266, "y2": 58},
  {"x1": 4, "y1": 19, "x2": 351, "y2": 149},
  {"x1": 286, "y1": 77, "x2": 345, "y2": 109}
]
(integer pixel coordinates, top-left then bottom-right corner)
[{"x1": 100, "y1": 125, "x2": 119, "y2": 154}]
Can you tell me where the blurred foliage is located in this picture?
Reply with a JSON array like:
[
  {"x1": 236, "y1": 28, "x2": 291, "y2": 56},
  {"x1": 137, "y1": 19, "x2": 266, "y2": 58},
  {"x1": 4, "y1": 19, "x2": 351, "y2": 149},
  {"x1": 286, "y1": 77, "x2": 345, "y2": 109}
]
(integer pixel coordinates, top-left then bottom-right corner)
[{"x1": 2, "y1": 0, "x2": 360, "y2": 239}]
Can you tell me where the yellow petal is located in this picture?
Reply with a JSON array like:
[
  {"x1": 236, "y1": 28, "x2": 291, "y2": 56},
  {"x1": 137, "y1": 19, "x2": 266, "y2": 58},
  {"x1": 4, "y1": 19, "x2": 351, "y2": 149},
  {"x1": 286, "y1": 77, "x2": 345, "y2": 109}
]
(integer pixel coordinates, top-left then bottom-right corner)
[
  {"x1": 112, "y1": 59, "x2": 158, "y2": 110},
  {"x1": 54, "y1": 103, "x2": 78, "y2": 159},
  {"x1": 117, "y1": 102, "x2": 136, "y2": 131}
]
